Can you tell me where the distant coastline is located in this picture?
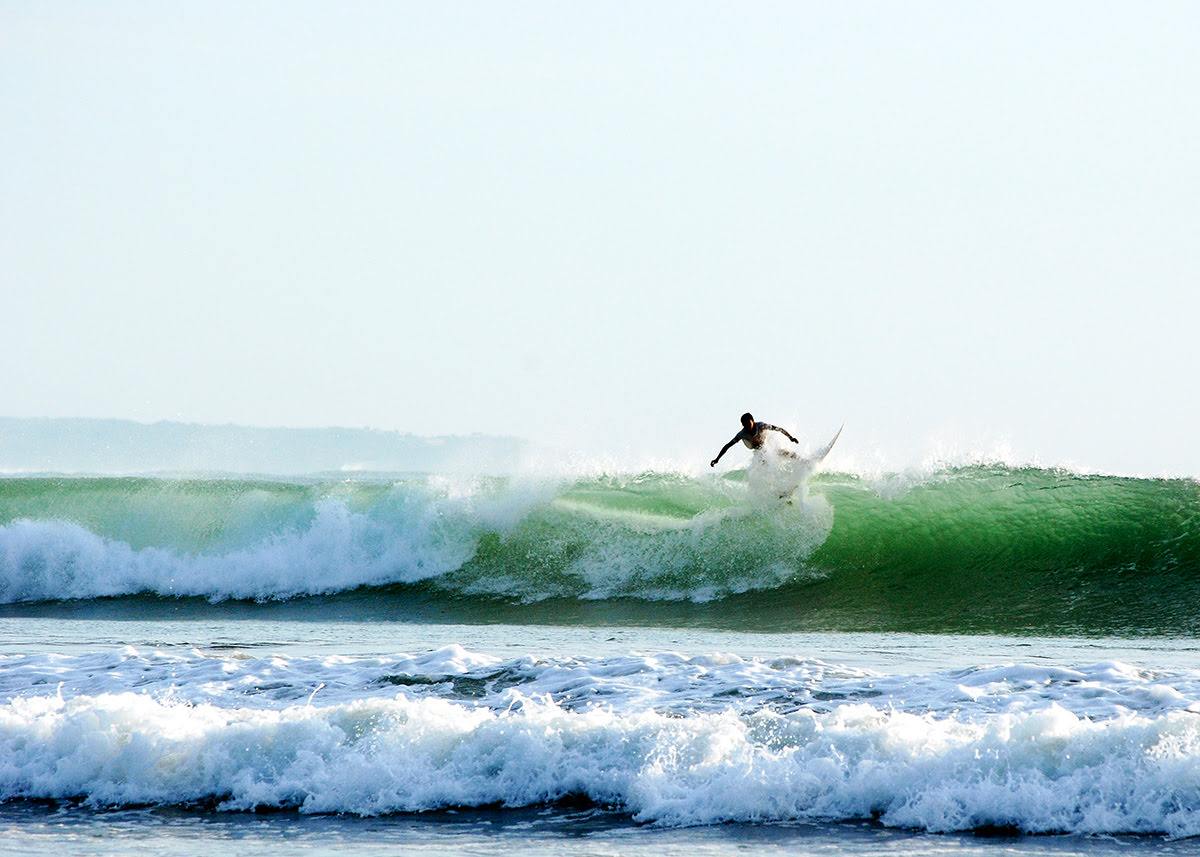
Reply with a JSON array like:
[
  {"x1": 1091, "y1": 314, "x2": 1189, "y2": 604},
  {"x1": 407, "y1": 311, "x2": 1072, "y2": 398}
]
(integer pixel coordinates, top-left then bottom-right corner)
[{"x1": 0, "y1": 417, "x2": 528, "y2": 475}]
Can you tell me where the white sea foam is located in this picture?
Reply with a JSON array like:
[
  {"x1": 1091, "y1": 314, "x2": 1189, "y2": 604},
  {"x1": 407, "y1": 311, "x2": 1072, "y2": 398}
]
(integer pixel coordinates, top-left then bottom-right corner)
[
  {"x1": 0, "y1": 478, "x2": 555, "y2": 603},
  {"x1": 0, "y1": 468, "x2": 833, "y2": 604},
  {"x1": 1, "y1": 683, "x2": 1198, "y2": 833},
  {"x1": 4, "y1": 648, "x2": 1198, "y2": 722},
  {"x1": 3, "y1": 647, "x2": 1200, "y2": 834},
  {"x1": 0, "y1": 499, "x2": 475, "y2": 603}
]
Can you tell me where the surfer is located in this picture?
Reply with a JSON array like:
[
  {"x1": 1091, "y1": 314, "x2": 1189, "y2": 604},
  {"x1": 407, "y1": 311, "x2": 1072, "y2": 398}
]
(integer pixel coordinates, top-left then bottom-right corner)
[{"x1": 710, "y1": 413, "x2": 800, "y2": 467}]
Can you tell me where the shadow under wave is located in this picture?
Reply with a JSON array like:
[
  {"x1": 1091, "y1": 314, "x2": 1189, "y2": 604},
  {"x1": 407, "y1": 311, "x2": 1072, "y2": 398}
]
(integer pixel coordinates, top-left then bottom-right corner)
[{"x1": 3, "y1": 566, "x2": 1199, "y2": 638}]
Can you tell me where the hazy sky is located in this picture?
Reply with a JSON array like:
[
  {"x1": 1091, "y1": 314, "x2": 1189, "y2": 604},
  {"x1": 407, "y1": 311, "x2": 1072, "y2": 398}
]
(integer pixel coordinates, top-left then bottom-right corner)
[{"x1": 3, "y1": 2, "x2": 1198, "y2": 474}]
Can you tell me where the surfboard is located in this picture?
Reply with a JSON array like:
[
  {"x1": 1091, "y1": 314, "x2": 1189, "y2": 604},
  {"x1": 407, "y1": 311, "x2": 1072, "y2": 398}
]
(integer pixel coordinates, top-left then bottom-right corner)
[
  {"x1": 762, "y1": 422, "x2": 844, "y2": 501},
  {"x1": 808, "y1": 422, "x2": 844, "y2": 466}
]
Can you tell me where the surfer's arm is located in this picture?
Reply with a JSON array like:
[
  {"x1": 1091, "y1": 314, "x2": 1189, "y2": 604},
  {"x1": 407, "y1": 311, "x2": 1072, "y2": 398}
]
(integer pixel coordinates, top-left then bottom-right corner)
[
  {"x1": 762, "y1": 423, "x2": 800, "y2": 443},
  {"x1": 710, "y1": 437, "x2": 739, "y2": 467}
]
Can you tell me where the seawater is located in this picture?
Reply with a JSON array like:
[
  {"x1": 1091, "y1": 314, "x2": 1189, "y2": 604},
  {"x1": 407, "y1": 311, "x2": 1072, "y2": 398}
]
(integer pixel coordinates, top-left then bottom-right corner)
[
  {"x1": 2, "y1": 465, "x2": 1197, "y2": 633},
  {"x1": 2, "y1": 462, "x2": 1200, "y2": 855}
]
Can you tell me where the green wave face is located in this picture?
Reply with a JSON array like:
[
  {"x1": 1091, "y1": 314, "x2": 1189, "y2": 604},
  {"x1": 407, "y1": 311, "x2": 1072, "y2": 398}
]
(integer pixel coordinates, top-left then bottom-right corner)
[
  {"x1": 797, "y1": 467, "x2": 1200, "y2": 634},
  {"x1": 1, "y1": 468, "x2": 1198, "y2": 635}
]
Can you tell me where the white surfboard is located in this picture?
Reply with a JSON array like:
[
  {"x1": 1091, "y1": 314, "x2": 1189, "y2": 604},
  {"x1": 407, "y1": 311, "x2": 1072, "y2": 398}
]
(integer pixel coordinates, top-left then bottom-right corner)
[
  {"x1": 808, "y1": 422, "x2": 844, "y2": 467},
  {"x1": 754, "y1": 423, "x2": 844, "y2": 501}
]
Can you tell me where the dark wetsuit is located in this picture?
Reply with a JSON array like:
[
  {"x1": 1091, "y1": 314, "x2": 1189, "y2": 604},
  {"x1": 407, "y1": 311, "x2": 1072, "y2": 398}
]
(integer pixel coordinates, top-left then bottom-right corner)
[{"x1": 711, "y1": 420, "x2": 799, "y2": 467}]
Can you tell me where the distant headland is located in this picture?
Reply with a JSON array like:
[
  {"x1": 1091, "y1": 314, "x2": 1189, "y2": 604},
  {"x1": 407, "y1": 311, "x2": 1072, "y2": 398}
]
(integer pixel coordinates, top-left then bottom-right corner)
[{"x1": 0, "y1": 417, "x2": 528, "y2": 475}]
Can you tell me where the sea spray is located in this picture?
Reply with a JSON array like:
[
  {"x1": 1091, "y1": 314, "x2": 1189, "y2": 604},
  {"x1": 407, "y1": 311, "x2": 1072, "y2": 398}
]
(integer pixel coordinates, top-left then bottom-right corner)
[{"x1": 0, "y1": 469, "x2": 835, "y2": 604}]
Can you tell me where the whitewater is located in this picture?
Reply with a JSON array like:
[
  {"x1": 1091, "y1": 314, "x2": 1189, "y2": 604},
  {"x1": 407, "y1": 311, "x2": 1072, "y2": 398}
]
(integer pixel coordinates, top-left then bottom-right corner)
[
  {"x1": 4, "y1": 644, "x2": 1200, "y2": 835},
  {"x1": 3, "y1": 449, "x2": 1200, "y2": 855}
]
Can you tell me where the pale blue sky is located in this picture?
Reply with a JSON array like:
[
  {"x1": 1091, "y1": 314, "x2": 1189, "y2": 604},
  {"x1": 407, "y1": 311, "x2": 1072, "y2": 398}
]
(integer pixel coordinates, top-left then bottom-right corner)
[{"x1": 3, "y1": 2, "x2": 1198, "y2": 474}]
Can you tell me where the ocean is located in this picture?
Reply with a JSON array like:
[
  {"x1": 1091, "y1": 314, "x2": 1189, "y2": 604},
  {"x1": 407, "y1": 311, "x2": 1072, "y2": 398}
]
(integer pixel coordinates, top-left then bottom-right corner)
[{"x1": 2, "y1": 454, "x2": 1200, "y2": 855}]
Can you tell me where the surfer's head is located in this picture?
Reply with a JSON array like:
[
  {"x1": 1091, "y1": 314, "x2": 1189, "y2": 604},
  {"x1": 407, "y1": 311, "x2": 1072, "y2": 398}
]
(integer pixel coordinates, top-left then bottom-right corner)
[{"x1": 741, "y1": 412, "x2": 754, "y2": 429}]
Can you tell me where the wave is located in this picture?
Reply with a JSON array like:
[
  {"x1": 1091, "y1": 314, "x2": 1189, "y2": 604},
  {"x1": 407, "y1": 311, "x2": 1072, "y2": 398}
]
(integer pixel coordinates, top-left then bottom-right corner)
[
  {"x1": 3, "y1": 647, "x2": 1200, "y2": 834},
  {"x1": 1, "y1": 465, "x2": 1198, "y2": 634}
]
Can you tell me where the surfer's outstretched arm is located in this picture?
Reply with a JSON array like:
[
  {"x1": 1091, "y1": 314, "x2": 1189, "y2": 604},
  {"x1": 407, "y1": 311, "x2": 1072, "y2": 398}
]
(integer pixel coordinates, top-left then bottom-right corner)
[
  {"x1": 761, "y1": 423, "x2": 800, "y2": 444},
  {"x1": 710, "y1": 437, "x2": 739, "y2": 467}
]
